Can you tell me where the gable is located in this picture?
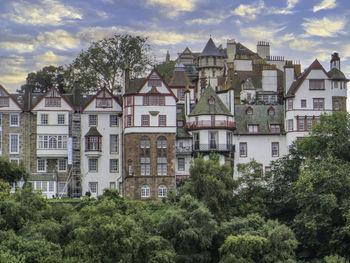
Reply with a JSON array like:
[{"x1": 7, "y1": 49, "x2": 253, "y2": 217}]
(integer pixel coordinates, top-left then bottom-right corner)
[
  {"x1": 137, "y1": 69, "x2": 177, "y2": 100},
  {"x1": 82, "y1": 88, "x2": 122, "y2": 112},
  {"x1": 0, "y1": 85, "x2": 23, "y2": 112},
  {"x1": 31, "y1": 86, "x2": 74, "y2": 112}
]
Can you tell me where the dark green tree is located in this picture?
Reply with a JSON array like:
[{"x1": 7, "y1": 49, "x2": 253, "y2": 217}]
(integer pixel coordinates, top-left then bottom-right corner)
[
  {"x1": 0, "y1": 158, "x2": 29, "y2": 183},
  {"x1": 156, "y1": 60, "x2": 176, "y2": 84}
]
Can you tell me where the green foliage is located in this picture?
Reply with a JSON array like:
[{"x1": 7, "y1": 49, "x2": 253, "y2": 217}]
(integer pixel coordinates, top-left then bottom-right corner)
[
  {"x1": 180, "y1": 155, "x2": 237, "y2": 221},
  {"x1": 69, "y1": 34, "x2": 151, "y2": 93},
  {"x1": 324, "y1": 254, "x2": 349, "y2": 263},
  {"x1": 0, "y1": 158, "x2": 28, "y2": 183},
  {"x1": 156, "y1": 60, "x2": 176, "y2": 84}
]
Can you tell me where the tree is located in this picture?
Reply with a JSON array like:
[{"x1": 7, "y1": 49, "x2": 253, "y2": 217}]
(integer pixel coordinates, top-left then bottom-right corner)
[
  {"x1": 180, "y1": 154, "x2": 237, "y2": 221},
  {"x1": 69, "y1": 34, "x2": 151, "y2": 93},
  {"x1": 0, "y1": 158, "x2": 28, "y2": 183},
  {"x1": 156, "y1": 60, "x2": 176, "y2": 84},
  {"x1": 21, "y1": 65, "x2": 67, "y2": 93}
]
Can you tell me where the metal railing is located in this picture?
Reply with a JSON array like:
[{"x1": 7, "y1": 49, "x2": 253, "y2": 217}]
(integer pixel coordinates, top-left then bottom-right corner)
[
  {"x1": 175, "y1": 145, "x2": 193, "y2": 154},
  {"x1": 193, "y1": 143, "x2": 235, "y2": 152},
  {"x1": 186, "y1": 120, "x2": 236, "y2": 130}
]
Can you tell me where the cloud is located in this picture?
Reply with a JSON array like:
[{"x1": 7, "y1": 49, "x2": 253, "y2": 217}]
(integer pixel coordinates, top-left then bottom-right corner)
[
  {"x1": 302, "y1": 17, "x2": 346, "y2": 37},
  {"x1": 34, "y1": 51, "x2": 66, "y2": 68},
  {"x1": 232, "y1": 1, "x2": 264, "y2": 20},
  {"x1": 0, "y1": 42, "x2": 36, "y2": 53},
  {"x1": 37, "y1": 30, "x2": 80, "y2": 50},
  {"x1": 240, "y1": 25, "x2": 286, "y2": 42},
  {"x1": 186, "y1": 18, "x2": 223, "y2": 25},
  {"x1": 289, "y1": 39, "x2": 319, "y2": 51},
  {"x1": 3, "y1": 0, "x2": 82, "y2": 26},
  {"x1": 146, "y1": 0, "x2": 198, "y2": 18},
  {"x1": 313, "y1": 0, "x2": 337, "y2": 12},
  {"x1": 287, "y1": 0, "x2": 300, "y2": 9}
]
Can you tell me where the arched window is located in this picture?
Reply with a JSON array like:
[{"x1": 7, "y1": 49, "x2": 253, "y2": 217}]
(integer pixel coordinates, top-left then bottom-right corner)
[
  {"x1": 140, "y1": 136, "x2": 150, "y2": 148},
  {"x1": 141, "y1": 185, "x2": 150, "y2": 198},
  {"x1": 268, "y1": 107, "x2": 275, "y2": 116},
  {"x1": 49, "y1": 136, "x2": 57, "y2": 149},
  {"x1": 158, "y1": 185, "x2": 167, "y2": 198},
  {"x1": 157, "y1": 136, "x2": 167, "y2": 149}
]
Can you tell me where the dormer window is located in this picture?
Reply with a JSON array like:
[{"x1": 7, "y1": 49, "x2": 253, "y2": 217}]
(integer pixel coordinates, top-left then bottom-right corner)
[
  {"x1": 208, "y1": 96, "x2": 215, "y2": 105},
  {"x1": 267, "y1": 107, "x2": 275, "y2": 116},
  {"x1": 0, "y1": 89, "x2": 9, "y2": 107},
  {"x1": 148, "y1": 74, "x2": 161, "y2": 87},
  {"x1": 85, "y1": 136, "x2": 101, "y2": 151},
  {"x1": 96, "y1": 90, "x2": 112, "y2": 108},
  {"x1": 45, "y1": 89, "x2": 61, "y2": 107},
  {"x1": 246, "y1": 107, "x2": 253, "y2": 115}
]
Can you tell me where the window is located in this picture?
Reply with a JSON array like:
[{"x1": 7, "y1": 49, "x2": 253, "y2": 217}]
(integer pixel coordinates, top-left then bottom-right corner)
[
  {"x1": 141, "y1": 137, "x2": 150, "y2": 148},
  {"x1": 0, "y1": 90, "x2": 9, "y2": 107},
  {"x1": 110, "y1": 115, "x2": 118, "y2": 126},
  {"x1": 45, "y1": 89, "x2": 61, "y2": 106},
  {"x1": 49, "y1": 181, "x2": 54, "y2": 192},
  {"x1": 209, "y1": 131, "x2": 217, "y2": 149},
  {"x1": 10, "y1": 158, "x2": 19, "y2": 165},
  {"x1": 248, "y1": 124, "x2": 259, "y2": 133},
  {"x1": 177, "y1": 120, "x2": 184, "y2": 127},
  {"x1": 88, "y1": 182, "x2": 98, "y2": 194},
  {"x1": 37, "y1": 159, "x2": 46, "y2": 172},
  {"x1": 89, "y1": 115, "x2": 97, "y2": 126},
  {"x1": 140, "y1": 157, "x2": 150, "y2": 175},
  {"x1": 272, "y1": 142, "x2": 279, "y2": 157},
  {"x1": 96, "y1": 95, "x2": 112, "y2": 108},
  {"x1": 287, "y1": 99, "x2": 293, "y2": 110},
  {"x1": 148, "y1": 79, "x2": 161, "y2": 87},
  {"x1": 109, "y1": 182, "x2": 116, "y2": 189},
  {"x1": 9, "y1": 134, "x2": 19, "y2": 154},
  {"x1": 88, "y1": 159, "x2": 98, "y2": 172},
  {"x1": 298, "y1": 119, "x2": 305, "y2": 131},
  {"x1": 157, "y1": 157, "x2": 167, "y2": 175},
  {"x1": 288, "y1": 119, "x2": 293, "y2": 131},
  {"x1": 58, "y1": 182, "x2": 66, "y2": 194},
  {"x1": 57, "y1": 114, "x2": 65, "y2": 125},
  {"x1": 147, "y1": 95, "x2": 165, "y2": 106},
  {"x1": 246, "y1": 107, "x2": 253, "y2": 115},
  {"x1": 270, "y1": 124, "x2": 281, "y2": 133},
  {"x1": 141, "y1": 185, "x2": 150, "y2": 198},
  {"x1": 143, "y1": 96, "x2": 149, "y2": 105},
  {"x1": 110, "y1": 135, "x2": 118, "y2": 153},
  {"x1": 267, "y1": 107, "x2": 275, "y2": 116},
  {"x1": 301, "y1": 100, "x2": 307, "y2": 108},
  {"x1": 178, "y1": 157, "x2": 185, "y2": 171},
  {"x1": 227, "y1": 132, "x2": 233, "y2": 150},
  {"x1": 158, "y1": 185, "x2": 167, "y2": 198},
  {"x1": 306, "y1": 119, "x2": 313, "y2": 130},
  {"x1": 309, "y1": 79, "x2": 325, "y2": 90},
  {"x1": 239, "y1": 142, "x2": 247, "y2": 157},
  {"x1": 110, "y1": 159, "x2": 118, "y2": 172},
  {"x1": 38, "y1": 135, "x2": 67, "y2": 149},
  {"x1": 126, "y1": 96, "x2": 132, "y2": 106},
  {"x1": 333, "y1": 100, "x2": 340, "y2": 111},
  {"x1": 157, "y1": 137, "x2": 167, "y2": 148},
  {"x1": 10, "y1": 114, "x2": 19, "y2": 127},
  {"x1": 58, "y1": 159, "x2": 67, "y2": 171},
  {"x1": 41, "y1": 114, "x2": 48, "y2": 125},
  {"x1": 313, "y1": 98, "x2": 324, "y2": 110},
  {"x1": 193, "y1": 132, "x2": 200, "y2": 150},
  {"x1": 159, "y1": 115, "x2": 166, "y2": 126},
  {"x1": 127, "y1": 115, "x2": 132, "y2": 127},
  {"x1": 141, "y1": 115, "x2": 150, "y2": 126},
  {"x1": 177, "y1": 88, "x2": 185, "y2": 100},
  {"x1": 213, "y1": 57, "x2": 217, "y2": 66},
  {"x1": 85, "y1": 136, "x2": 101, "y2": 151}
]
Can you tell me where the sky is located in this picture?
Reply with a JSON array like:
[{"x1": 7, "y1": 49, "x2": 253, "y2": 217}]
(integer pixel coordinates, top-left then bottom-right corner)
[{"x1": 0, "y1": 0, "x2": 349, "y2": 92}]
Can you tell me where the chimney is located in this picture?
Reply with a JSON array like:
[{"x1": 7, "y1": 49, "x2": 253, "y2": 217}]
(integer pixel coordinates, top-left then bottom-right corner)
[
  {"x1": 330, "y1": 52, "x2": 340, "y2": 70},
  {"x1": 257, "y1": 41, "x2": 270, "y2": 59},
  {"x1": 72, "y1": 82, "x2": 82, "y2": 112},
  {"x1": 23, "y1": 85, "x2": 33, "y2": 112},
  {"x1": 123, "y1": 62, "x2": 130, "y2": 96},
  {"x1": 226, "y1": 39, "x2": 236, "y2": 62},
  {"x1": 284, "y1": 61, "x2": 295, "y2": 95}
]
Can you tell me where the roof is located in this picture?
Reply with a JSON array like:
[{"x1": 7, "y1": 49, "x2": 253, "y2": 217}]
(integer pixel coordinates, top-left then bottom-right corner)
[
  {"x1": 328, "y1": 67, "x2": 347, "y2": 80},
  {"x1": 234, "y1": 105, "x2": 284, "y2": 135},
  {"x1": 199, "y1": 38, "x2": 225, "y2": 58},
  {"x1": 286, "y1": 59, "x2": 329, "y2": 97},
  {"x1": 235, "y1": 42, "x2": 256, "y2": 57},
  {"x1": 190, "y1": 85, "x2": 231, "y2": 116},
  {"x1": 125, "y1": 78, "x2": 146, "y2": 95},
  {"x1": 168, "y1": 63, "x2": 194, "y2": 87},
  {"x1": 85, "y1": 127, "x2": 102, "y2": 137}
]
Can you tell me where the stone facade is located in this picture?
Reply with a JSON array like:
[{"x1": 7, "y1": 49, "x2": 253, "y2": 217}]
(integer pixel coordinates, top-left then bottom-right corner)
[{"x1": 123, "y1": 133, "x2": 175, "y2": 201}]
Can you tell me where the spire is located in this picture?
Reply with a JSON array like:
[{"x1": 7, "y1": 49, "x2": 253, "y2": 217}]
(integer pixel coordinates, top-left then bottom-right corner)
[
  {"x1": 199, "y1": 38, "x2": 225, "y2": 57},
  {"x1": 166, "y1": 50, "x2": 170, "y2": 62}
]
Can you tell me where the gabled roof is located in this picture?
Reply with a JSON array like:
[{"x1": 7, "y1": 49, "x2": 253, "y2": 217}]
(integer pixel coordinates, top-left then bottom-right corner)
[
  {"x1": 199, "y1": 38, "x2": 225, "y2": 58},
  {"x1": 0, "y1": 85, "x2": 24, "y2": 110},
  {"x1": 190, "y1": 85, "x2": 231, "y2": 116},
  {"x1": 168, "y1": 63, "x2": 195, "y2": 87},
  {"x1": 286, "y1": 59, "x2": 329, "y2": 97},
  {"x1": 85, "y1": 127, "x2": 102, "y2": 137},
  {"x1": 125, "y1": 78, "x2": 146, "y2": 95},
  {"x1": 31, "y1": 86, "x2": 75, "y2": 111},
  {"x1": 328, "y1": 67, "x2": 347, "y2": 80},
  {"x1": 81, "y1": 86, "x2": 121, "y2": 112}
]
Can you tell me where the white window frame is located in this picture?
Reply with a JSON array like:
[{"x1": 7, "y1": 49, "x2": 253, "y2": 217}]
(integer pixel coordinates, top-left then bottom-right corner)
[
  {"x1": 37, "y1": 159, "x2": 46, "y2": 172},
  {"x1": 88, "y1": 182, "x2": 98, "y2": 194},
  {"x1": 239, "y1": 142, "x2": 247, "y2": 157},
  {"x1": 88, "y1": 159, "x2": 98, "y2": 172},
  {"x1": 58, "y1": 182, "x2": 67, "y2": 194},
  {"x1": 141, "y1": 184, "x2": 150, "y2": 198},
  {"x1": 157, "y1": 157, "x2": 167, "y2": 176},
  {"x1": 158, "y1": 185, "x2": 167, "y2": 198},
  {"x1": 58, "y1": 159, "x2": 67, "y2": 172},
  {"x1": 110, "y1": 159, "x2": 119, "y2": 172},
  {"x1": 287, "y1": 119, "x2": 293, "y2": 131},
  {"x1": 57, "y1": 114, "x2": 65, "y2": 125},
  {"x1": 178, "y1": 157, "x2": 185, "y2": 171},
  {"x1": 9, "y1": 133, "x2": 19, "y2": 154},
  {"x1": 40, "y1": 114, "x2": 48, "y2": 125},
  {"x1": 10, "y1": 113, "x2": 20, "y2": 127},
  {"x1": 110, "y1": 115, "x2": 118, "y2": 126},
  {"x1": 110, "y1": 135, "x2": 118, "y2": 153},
  {"x1": 272, "y1": 142, "x2": 279, "y2": 157},
  {"x1": 89, "y1": 115, "x2": 97, "y2": 126},
  {"x1": 10, "y1": 158, "x2": 20, "y2": 165}
]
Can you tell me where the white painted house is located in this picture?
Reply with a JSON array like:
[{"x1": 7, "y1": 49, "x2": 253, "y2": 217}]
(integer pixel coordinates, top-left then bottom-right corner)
[{"x1": 80, "y1": 87, "x2": 123, "y2": 198}]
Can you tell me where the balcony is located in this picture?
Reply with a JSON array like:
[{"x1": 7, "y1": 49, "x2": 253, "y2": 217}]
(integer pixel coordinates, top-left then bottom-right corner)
[
  {"x1": 193, "y1": 143, "x2": 235, "y2": 153},
  {"x1": 185, "y1": 120, "x2": 236, "y2": 131},
  {"x1": 175, "y1": 145, "x2": 193, "y2": 154}
]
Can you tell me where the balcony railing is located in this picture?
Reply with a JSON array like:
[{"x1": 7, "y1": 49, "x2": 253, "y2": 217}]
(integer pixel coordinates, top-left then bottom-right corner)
[
  {"x1": 193, "y1": 143, "x2": 235, "y2": 152},
  {"x1": 175, "y1": 145, "x2": 193, "y2": 154},
  {"x1": 186, "y1": 120, "x2": 236, "y2": 130}
]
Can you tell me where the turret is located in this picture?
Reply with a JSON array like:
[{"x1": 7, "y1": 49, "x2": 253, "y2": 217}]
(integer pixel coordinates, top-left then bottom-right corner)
[{"x1": 330, "y1": 52, "x2": 340, "y2": 70}]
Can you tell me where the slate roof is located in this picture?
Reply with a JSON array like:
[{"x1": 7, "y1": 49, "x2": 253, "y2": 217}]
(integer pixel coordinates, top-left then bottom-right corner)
[
  {"x1": 234, "y1": 105, "x2": 284, "y2": 135},
  {"x1": 85, "y1": 127, "x2": 102, "y2": 137},
  {"x1": 190, "y1": 85, "x2": 231, "y2": 116},
  {"x1": 125, "y1": 78, "x2": 146, "y2": 95},
  {"x1": 199, "y1": 38, "x2": 225, "y2": 58},
  {"x1": 169, "y1": 63, "x2": 194, "y2": 87},
  {"x1": 328, "y1": 67, "x2": 347, "y2": 80}
]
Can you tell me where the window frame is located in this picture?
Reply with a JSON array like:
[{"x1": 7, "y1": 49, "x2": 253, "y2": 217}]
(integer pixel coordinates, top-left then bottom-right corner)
[
  {"x1": 301, "y1": 99, "x2": 307, "y2": 108},
  {"x1": 287, "y1": 119, "x2": 293, "y2": 131},
  {"x1": 9, "y1": 133, "x2": 19, "y2": 154},
  {"x1": 270, "y1": 124, "x2": 281, "y2": 133},
  {"x1": 141, "y1": 184, "x2": 150, "y2": 198},
  {"x1": 37, "y1": 159, "x2": 46, "y2": 172},
  {"x1": 159, "y1": 115, "x2": 166, "y2": 127},
  {"x1": 309, "y1": 79, "x2": 325, "y2": 90},
  {"x1": 88, "y1": 159, "x2": 98, "y2": 172},
  {"x1": 110, "y1": 115, "x2": 118, "y2": 127},
  {"x1": 110, "y1": 159, "x2": 119, "y2": 173},
  {"x1": 88, "y1": 115, "x2": 98, "y2": 126},
  {"x1": 58, "y1": 159, "x2": 67, "y2": 172},
  {"x1": 248, "y1": 124, "x2": 259, "y2": 133},
  {"x1": 158, "y1": 185, "x2": 167, "y2": 198},
  {"x1": 239, "y1": 142, "x2": 247, "y2": 158},
  {"x1": 10, "y1": 113, "x2": 20, "y2": 127},
  {"x1": 313, "y1": 98, "x2": 325, "y2": 110},
  {"x1": 40, "y1": 114, "x2": 48, "y2": 125},
  {"x1": 110, "y1": 135, "x2": 118, "y2": 154},
  {"x1": 178, "y1": 157, "x2": 185, "y2": 171},
  {"x1": 57, "y1": 114, "x2": 65, "y2": 125},
  {"x1": 141, "y1": 115, "x2": 150, "y2": 127},
  {"x1": 271, "y1": 142, "x2": 279, "y2": 157}
]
